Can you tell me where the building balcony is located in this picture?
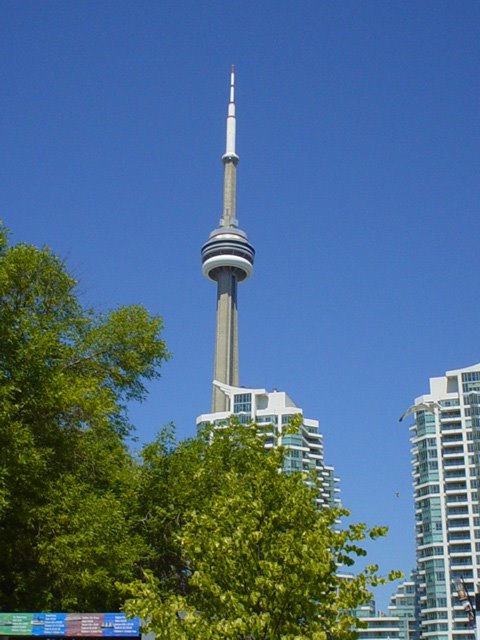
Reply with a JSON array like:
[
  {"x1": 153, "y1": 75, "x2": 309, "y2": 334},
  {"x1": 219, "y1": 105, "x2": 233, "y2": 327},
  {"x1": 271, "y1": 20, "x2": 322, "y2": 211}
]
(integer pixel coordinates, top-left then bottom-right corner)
[
  {"x1": 444, "y1": 460, "x2": 467, "y2": 468},
  {"x1": 421, "y1": 607, "x2": 449, "y2": 614},
  {"x1": 448, "y1": 534, "x2": 471, "y2": 543},
  {"x1": 440, "y1": 424, "x2": 463, "y2": 432},
  {"x1": 446, "y1": 495, "x2": 469, "y2": 504},
  {"x1": 440, "y1": 414, "x2": 461, "y2": 421},
  {"x1": 449, "y1": 546, "x2": 472, "y2": 554},
  {"x1": 450, "y1": 563, "x2": 473, "y2": 572},
  {"x1": 443, "y1": 443, "x2": 465, "y2": 451},
  {"x1": 440, "y1": 441, "x2": 465, "y2": 456},
  {"x1": 445, "y1": 483, "x2": 468, "y2": 491},
  {"x1": 450, "y1": 553, "x2": 473, "y2": 562},
  {"x1": 448, "y1": 510, "x2": 471, "y2": 517}
]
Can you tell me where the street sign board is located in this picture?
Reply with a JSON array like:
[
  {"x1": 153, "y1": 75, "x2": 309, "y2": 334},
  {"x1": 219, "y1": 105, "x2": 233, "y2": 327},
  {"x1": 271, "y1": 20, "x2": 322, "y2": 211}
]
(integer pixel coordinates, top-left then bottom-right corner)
[{"x1": 0, "y1": 614, "x2": 139, "y2": 637}]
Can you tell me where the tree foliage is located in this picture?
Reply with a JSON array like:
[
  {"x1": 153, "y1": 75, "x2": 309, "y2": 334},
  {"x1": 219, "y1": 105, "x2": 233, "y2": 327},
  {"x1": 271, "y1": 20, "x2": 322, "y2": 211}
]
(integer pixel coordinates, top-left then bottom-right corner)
[
  {"x1": 0, "y1": 224, "x2": 169, "y2": 610},
  {"x1": 0, "y1": 223, "x2": 397, "y2": 631},
  {"x1": 125, "y1": 422, "x2": 400, "y2": 639}
]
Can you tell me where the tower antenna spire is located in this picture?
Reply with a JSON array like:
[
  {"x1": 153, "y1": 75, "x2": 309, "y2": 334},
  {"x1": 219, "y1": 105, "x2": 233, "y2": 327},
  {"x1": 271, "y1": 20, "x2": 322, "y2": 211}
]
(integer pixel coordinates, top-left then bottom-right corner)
[
  {"x1": 224, "y1": 64, "x2": 237, "y2": 161},
  {"x1": 220, "y1": 65, "x2": 239, "y2": 227}
]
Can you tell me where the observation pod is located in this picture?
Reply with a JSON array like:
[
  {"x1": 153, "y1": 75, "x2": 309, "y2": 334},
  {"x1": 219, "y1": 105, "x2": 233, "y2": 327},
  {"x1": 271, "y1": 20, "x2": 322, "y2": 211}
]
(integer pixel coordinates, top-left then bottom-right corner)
[{"x1": 201, "y1": 226, "x2": 255, "y2": 283}]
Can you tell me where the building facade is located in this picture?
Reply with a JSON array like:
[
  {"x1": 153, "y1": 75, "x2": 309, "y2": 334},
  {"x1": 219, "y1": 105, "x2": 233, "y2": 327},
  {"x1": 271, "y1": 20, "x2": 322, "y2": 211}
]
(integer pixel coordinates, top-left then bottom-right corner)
[{"x1": 407, "y1": 363, "x2": 480, "y2": 639}]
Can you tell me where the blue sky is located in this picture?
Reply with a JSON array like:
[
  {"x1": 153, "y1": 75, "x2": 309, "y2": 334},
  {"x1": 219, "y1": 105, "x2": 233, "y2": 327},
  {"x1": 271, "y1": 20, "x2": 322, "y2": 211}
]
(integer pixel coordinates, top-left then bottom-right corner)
[{"x1": 2, "y1": 0, "x2": 479, "y2": 610}]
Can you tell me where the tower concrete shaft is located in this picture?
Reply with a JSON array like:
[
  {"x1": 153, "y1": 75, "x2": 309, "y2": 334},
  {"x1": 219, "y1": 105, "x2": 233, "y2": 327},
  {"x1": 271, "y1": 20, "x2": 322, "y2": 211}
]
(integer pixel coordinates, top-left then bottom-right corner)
[
  {"x1": 212, "y1": 269, "x2": 239, "y2": 411},
  {"x1": 201, "y1": 67, "x2": 255, "y2": 413},
  {"x1": 221, "y1": 161, "x2": 237, "y2": 227}
]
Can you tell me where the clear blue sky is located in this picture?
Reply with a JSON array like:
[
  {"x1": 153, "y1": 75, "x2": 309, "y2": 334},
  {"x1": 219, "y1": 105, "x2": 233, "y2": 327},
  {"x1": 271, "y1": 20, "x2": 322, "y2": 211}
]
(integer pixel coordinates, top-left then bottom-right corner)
[{"x1": 2, "y1": 0, "x2": 479, "y2": 610}]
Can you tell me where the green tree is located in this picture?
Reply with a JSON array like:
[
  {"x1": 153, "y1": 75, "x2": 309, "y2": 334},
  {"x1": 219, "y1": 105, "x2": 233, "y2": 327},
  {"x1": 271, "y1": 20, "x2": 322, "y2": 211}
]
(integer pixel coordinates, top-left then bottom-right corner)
[
  {"x1": 0, "y1": 224, "x2": 169, "y2": 610},
  {"x1": 125, "y1": 422, "x2": 400, "y2": 639}
]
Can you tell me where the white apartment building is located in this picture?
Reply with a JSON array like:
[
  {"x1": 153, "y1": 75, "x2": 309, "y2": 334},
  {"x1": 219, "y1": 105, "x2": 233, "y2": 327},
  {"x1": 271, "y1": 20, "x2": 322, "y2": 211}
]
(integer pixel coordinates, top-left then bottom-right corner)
[
  {"x1": 407, "y1": 363, "x2": 480, "y2": 639},
  {"x1": 354, "y1": 575, "x2": 419, "y2": 640},
  {"x1": 197, "y1": 381, "x2": 340, "y2": 509}
]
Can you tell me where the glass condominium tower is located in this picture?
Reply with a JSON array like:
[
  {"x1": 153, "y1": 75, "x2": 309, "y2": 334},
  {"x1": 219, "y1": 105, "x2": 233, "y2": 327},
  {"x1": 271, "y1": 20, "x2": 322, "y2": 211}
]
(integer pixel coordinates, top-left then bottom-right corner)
[{"x1": 407, "y1": 363, "x2": 480, "y2": 639}]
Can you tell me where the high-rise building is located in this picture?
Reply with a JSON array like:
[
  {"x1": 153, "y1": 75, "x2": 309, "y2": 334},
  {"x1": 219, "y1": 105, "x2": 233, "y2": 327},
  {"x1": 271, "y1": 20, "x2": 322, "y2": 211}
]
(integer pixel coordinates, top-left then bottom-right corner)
[
  {"x1": 405, "y1": 363, "x2": 480, "y2": 639},
  {"x1": 387, "y1": 574, "x2": 420, "y2": 640},
  {"x1": 197, "y1": 69, "x2": 338, "y2": 507},
  {"x1": 197, "y1": 382, "x2": 339, "y2": 509},
  {"x1": 354, "y1": 574, "x2": 419, "y2": 640}
]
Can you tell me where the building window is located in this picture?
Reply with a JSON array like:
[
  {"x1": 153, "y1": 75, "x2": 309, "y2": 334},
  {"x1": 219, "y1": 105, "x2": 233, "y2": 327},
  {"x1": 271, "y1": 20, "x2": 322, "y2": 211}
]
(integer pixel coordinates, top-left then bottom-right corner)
[
  {"x1": 463, "y1": 372, "x2": 480, "y2": 382},
  {"x1": 233, "y1": 393, "x2": 252, "y2": 414},
  {"x1": 256, "y1": 415, "x2": 277, "y2": 425},
  {"x1": 463, "y1": 381, "x2": 480, "y2": 393}
]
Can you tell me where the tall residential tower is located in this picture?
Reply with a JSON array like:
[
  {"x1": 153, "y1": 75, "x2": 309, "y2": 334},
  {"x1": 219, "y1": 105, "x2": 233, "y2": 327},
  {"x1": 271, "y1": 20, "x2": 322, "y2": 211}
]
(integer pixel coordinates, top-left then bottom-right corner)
[
  {"x1": 405, "y1": 363, "x2": 480, "y2": 639},
  {"x1": 197, "y1": 69, "x2": 339, "y2": 509}
]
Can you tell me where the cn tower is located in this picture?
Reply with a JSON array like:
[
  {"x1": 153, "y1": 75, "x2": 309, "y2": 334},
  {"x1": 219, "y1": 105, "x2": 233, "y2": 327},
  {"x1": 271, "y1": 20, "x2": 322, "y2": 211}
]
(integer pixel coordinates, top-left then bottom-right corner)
[{"x1": 201, "y1": 67, "x2": 255, "y2": 412}]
